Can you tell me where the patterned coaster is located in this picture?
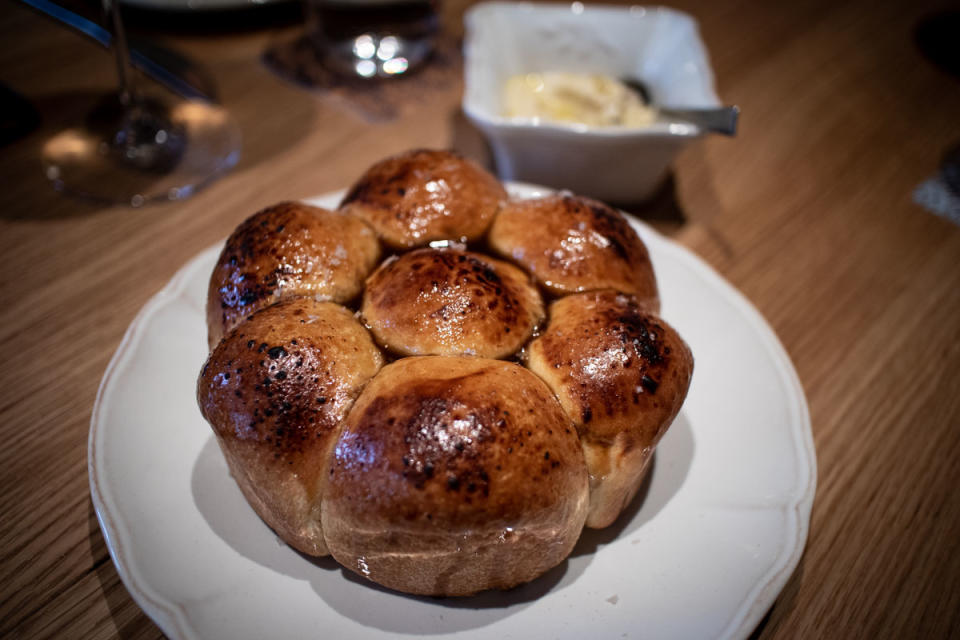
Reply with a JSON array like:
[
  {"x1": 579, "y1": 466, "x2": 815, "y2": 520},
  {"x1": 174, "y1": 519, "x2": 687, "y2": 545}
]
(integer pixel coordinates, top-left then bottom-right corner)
[{"x1": 262, "y1": 33, "x2": 462, "y2": 122}]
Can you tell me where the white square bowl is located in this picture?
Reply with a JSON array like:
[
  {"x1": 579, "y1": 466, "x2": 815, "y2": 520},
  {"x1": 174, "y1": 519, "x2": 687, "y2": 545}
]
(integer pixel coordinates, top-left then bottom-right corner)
[{"x1": 463, "y1": 2, "x2": 721, "y2": 203}]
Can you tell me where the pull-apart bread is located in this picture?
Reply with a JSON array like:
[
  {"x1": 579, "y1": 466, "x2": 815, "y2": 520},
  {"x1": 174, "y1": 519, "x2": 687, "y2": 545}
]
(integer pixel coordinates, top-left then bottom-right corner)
[{"x1": 198, "y1": 148, "x2": 693, "y2": 596}]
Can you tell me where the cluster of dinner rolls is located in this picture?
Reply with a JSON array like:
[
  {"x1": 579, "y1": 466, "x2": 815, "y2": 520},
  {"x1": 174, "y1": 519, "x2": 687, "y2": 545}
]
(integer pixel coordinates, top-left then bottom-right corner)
[{"x1": 198, "y1": 149, "x2": 693, "y2": 596}]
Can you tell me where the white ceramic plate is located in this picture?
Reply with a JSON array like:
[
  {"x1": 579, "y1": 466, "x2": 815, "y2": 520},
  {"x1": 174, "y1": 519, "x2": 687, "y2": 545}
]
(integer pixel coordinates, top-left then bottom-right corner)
[{"x1": 90, "y1": 185, "x2": 815, "y2": 640}]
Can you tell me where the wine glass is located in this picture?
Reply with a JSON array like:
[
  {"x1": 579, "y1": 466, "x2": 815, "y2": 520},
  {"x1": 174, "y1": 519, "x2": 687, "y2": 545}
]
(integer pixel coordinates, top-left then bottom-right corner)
[{"x1": 42, "y1": 0, "x2": 241, "y2": 206}]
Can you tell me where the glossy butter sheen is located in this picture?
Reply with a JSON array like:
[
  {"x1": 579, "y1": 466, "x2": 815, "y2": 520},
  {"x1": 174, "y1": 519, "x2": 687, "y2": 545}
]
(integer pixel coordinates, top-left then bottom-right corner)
[
  {"x1": 206, "y1": 201, "x2": 380, "y2": 348},
  {"x1": 362, "y1": 248, "x2": 544, "y2": 358},
  {"x1": 322, "y1": 356, "x2": 588, "y2": 595},
  {"x1": 198, "y1": 298, "x2": 384, "y2": 555},
  {"x1": 489, "y1": 193, "x2": 660, "y2": 305},
  {"x1": 196, "y1": 150, "x2": 694, "y2": 596},
  {"x1": 527, "y1": 290, "x2": 693, "y2": 527},
  {"x1": 339, "y1": 149, "x2": 508, "y2": 249}
]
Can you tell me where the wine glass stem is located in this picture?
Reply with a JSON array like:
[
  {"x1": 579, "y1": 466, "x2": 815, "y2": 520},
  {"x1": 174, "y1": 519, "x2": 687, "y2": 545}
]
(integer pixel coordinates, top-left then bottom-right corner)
[{"x1": 105, "y1": 0, "x2": 135, "y2": 106}]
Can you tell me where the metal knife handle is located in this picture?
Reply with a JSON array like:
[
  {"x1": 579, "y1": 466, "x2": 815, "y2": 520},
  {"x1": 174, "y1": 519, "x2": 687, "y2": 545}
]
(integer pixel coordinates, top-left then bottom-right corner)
[
  {"x1": 17, "y1": 0, "x2": 211, "y2": 102},
  {"x1": 658, "y1": 106, "x2": 740, "y2": 137}
]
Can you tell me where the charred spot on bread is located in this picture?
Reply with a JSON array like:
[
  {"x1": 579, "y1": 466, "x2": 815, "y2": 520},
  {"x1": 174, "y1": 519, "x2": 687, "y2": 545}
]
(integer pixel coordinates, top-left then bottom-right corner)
[
  {"x1": 525, "y1": 290, "x2": 693, "y2": 528},
  {"x1": 338, "y1": 149, "x2": 507, "y2": 249},
  {"x1": 206, "y1": 201, "x2": 380, "y2": 349},
  {"x1": 488, "y1": 194, "x2": 659, "y2": 306},
  {"x1": 319, "y1": 356, "x2": 588, "y2": 594}
]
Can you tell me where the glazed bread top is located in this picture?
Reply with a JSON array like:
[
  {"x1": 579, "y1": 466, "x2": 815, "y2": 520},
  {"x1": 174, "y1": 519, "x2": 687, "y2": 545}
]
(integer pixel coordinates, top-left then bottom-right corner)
[
  {"x1": 489, "y1": 193, "x2": 659, "y2": 306},
  {"x1": 206, "y1": 201, "x2": 380, "y2": 348},
  {"x1": 198, "y1": 298, "x2": 384, "y2": 555},
  {"x1": 325, "y1": 356, "x2": 588, "y2": 532},
  {"x1": 199, "y1": 298, "x2": 383, "y2": 472},
  {"x1": 527, "y1": 290, "x2": 693, "y2": 448},
  {"x1": 198, "y1": 149, "x2": 693, "y2": 596},
  {"x1": 339, "y1": 149, "x2": 508, "y2": 249},
  {"x1": 361, "y1": 248, "x2": 544, "y2": 358}
]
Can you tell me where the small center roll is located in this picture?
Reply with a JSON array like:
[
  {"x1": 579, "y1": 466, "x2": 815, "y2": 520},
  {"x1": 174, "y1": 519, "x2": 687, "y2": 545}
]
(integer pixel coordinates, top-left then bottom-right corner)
[{"x1": 362, "y1": 248, "x2": 544, "y2": 359}]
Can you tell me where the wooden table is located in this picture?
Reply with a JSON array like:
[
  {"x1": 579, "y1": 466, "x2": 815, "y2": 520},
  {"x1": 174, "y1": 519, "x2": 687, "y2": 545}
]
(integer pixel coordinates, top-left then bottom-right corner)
[{"x1": 2, "y1": 0, "x2": 959, "y2": 637}]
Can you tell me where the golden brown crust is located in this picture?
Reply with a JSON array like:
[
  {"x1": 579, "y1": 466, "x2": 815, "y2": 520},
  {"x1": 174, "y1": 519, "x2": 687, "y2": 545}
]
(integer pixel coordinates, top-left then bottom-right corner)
[
  {"x1": 197, "y1": 155, "x2": 697, "y2": 596},
  {"x1": 339, "y1": 149, "x2": 507, "y2": 249},
  {"x1": 526, "y1": 291, "x2": 693, "y2": 528},
  {"x1": 488, "y1": 194, "x2": 659, "y2": 305},
  {"x1": 206, "y1": 201, "x2": 380, "y2": 349},
  {"x1": 197, "y1": 299, "x2": 384, "y2": 556},
  {"x1": 321, "y1": 356, "x2": 588, "y2": 595},
  {"x1": 361, "y1": 248, "x2": 544, "y2": 358}
]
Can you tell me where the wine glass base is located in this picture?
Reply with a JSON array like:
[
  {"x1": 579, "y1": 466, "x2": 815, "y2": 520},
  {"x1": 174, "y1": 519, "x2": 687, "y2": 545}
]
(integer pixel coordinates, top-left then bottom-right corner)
[{"x1": 42, "y1": 93, "x2": 241, "y2": 207}]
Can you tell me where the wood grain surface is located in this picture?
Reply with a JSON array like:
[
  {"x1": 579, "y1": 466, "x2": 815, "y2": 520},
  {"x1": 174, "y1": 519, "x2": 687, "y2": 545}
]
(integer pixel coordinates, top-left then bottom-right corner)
[{"x1": 1, "y1": 0, "x2": 959, "y2": 637}]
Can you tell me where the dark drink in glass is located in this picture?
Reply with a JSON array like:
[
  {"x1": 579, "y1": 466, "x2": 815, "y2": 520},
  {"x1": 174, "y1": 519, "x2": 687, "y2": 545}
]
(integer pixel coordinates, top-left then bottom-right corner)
[{"x1": 308, "y1": 0, "x2": 440, "y2": 78}]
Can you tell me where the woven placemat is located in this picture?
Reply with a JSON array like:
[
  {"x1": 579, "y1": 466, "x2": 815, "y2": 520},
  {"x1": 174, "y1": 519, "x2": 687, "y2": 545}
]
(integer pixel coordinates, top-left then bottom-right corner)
[{"x1": 263, "y1": 34, "x2": 462, "y2": 122}]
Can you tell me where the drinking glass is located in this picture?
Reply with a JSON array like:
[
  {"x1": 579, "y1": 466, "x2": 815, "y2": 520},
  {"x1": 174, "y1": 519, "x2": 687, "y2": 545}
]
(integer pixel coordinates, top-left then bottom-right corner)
[
  {"x1": 306, "y1": 0, "x2": 439, "y2": 79},
  {"x1": 42, "y1": 0, "x2": 241, "y2": 206}
]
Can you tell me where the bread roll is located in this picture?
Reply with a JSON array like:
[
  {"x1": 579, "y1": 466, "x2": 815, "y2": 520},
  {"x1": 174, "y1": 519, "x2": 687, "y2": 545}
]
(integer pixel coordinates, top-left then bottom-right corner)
[
  {"x1": 206, "y1": 201, "x2": 380, "y2": 349},
  {"x1": 339, "y1": 149, "x2": 507, "y2": 249},
  {"x1": 321, "y1": 356, "x2": 589, "y2": 596},
  {"x1": 526, "y1": 291, "x2": 693, "y2": 528},
  {"x1": 197, "y1": 151, "x2": 697, "y2": 597},
  {"x1": 198, "y1": 298, "x2": 384, "y2": 556},
  {"x1": 488, "y1": 194, "x2": 659, "y2": 307},
  {"x1": 361, "y1": 248, "x2": 544, "y2": 358}
]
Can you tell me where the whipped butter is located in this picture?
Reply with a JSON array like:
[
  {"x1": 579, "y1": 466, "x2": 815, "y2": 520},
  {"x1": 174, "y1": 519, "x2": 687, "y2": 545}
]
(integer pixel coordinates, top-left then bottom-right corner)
[{"x1": 503, "y1": 72, "x2": 657, "y2": 128}]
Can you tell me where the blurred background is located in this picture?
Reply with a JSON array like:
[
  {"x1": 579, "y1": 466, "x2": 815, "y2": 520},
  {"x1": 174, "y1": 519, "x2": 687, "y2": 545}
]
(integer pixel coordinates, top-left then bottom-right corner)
[{"x1": 1, "y1": 0, "x2": 958, "y2": 638}]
